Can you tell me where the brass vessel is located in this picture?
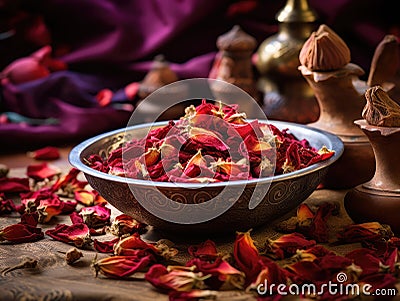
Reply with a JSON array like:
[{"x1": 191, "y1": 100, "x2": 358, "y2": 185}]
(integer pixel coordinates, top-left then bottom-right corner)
[{"x1": 255, "y1": 0, "x2": 319, "y2": 124}]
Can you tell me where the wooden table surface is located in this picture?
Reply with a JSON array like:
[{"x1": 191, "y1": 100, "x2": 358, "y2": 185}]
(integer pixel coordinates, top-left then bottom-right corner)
[{"x1": 0, "y1": 146, "x2": 398, "y2": 301}]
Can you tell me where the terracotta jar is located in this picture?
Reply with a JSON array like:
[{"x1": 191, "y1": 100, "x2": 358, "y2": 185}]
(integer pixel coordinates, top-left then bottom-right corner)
[
  {"x1": 133, "y1": 55, "x2": 188, "y2": 124},
  {"x1": 255, "y1": 0, "x2": 320, "y2": 124},
  {"x1": 299, "y1": 24, "x2": 376, "y2": 189},
  {"x1": 345, "y1": 87, "x2": 400, "y2": 234},
  {"x1": 209, "y1": 25, "x2": 260, "y2": 104},
  {"x1": 345, "y1": 122, "x2": 400, "y2": 234}
]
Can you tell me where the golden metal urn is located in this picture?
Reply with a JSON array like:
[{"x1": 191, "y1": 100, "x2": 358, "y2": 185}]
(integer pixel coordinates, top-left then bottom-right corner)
[{"x1": 255, "y1": 0, "x2": 320, "y2": 124}]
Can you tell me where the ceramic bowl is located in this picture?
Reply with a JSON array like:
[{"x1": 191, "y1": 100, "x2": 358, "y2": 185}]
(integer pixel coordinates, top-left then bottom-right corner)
[{"x1": 69, "y1": 120, "x2": 344, "y2": 236}]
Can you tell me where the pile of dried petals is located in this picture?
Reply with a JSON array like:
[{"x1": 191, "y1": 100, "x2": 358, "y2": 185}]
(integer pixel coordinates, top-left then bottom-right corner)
[
  {"x1": 0, "y1": 164, "x2": 147, "y2": 248},
  {"x1": 91, "y1": 224, "x2": 399, "y2": 301},
  {"x1": 1, "y1": 164, "x2": 400, "y2": 300},
  {"x1": 86, "y1": 100, "x2": 334, "y2": 182}
]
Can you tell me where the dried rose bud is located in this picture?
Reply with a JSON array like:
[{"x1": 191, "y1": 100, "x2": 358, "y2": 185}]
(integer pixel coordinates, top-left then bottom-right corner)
[
  {"x1": 109, "y1": 214, "x2": 147, "y2": 237},
  {"x1": 299, "y1": 24, "x2": 351, "y2": 71},
  {"x1": 65, "y1": 247, "x2": 83, "y2": 264},
  {"x1": 155, "y1": 240, "x2": 179, "y2": 261},
  {"x1": 362, "y1": 86, "x2": 400, "y2": 126},
  {"x1": 145, "y1": 264, "x2": 208, "y2": 292},
  {"x1": 79, "y1": 204, "x2": 111, "y2": 229},
  {"x1": 92, "y1": 254, "x2": 153, "y2": 279},
  {"x1": 113, "y1": 234, "x2": 159, "y2": 256},
  {"x1": 0, "y1": 163, "x2": 9, "y2": 178},
  {"x1": 37, "y1": 197, "x2": 64, "y2": 223}
]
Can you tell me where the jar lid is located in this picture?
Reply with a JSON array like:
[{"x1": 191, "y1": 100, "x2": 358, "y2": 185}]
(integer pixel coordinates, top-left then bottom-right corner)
[{"x1": 217, "y1": 25, "x2": 257, "y2": 52}]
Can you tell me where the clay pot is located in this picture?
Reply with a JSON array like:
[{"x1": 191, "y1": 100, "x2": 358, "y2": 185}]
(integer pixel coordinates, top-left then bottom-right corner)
[
  {"x1": 344, "y1": 120, "x2": 400, "y2": 234},
  {"x1": 300, "y1": 64, "x2": 375, "y2": 189}
]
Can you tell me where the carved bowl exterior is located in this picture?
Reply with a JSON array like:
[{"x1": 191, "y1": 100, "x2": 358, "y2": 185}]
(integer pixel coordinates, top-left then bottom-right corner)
[{"x1": 69, "y1": 120, "x2": 343, "y2": 236}]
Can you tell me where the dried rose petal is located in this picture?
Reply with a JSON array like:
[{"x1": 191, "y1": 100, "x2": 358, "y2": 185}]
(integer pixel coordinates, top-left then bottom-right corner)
[
  {"x1": 298, "y1": 202, "x2": 338, "y2": 243},
  {"x1": 358, "y1": 273, "x2": 397, "y2": 294},
  {"x1": 20, "y1": 211, "x2": 39, "y2": 227},
  {"x1": 28, "y1": 146, "x2": 60, "y2": 160},
  {"x1": 285, "y1": 260, "x2": 330, "y2": 283},
  {"x1": 293, "y1": 245, "x2": 334, "y2": 262},
  {"x1": 264, "y1": 233, "x2": 316, "y2": 259},
  {"x1": 233, "y1": 230, "x2": 261, "y2": 285},
  {"x1": 317, "y1": 254, "x2": 353, "y2": 271},
  {"x1": 345, "y1": 248, "x2": 383, "y2": 277},
  {"x1": 187, "y1": 257, "x2": 245, "y2": 290},
  {"x1": 145, "y1": 264, "x2": 207, "y2": 292},
  {"x1": 108, "y1": 214, "x2": 147, "y2": 237},
  {"x1": 381, "y1": 247, "x2": 398, "y2": 273},
  {"x1": 247, "y1": 257, "x2": 288, "y2": 295},
  {"x1": 74, "y1": 189, "x2": 107, "y2": 206},
  {"x1": 89, "y1": 226, "x2": 107, "y2": 236},
  {"x1": 0, "y1": 198, "x2": 17, "y2": 215},
  {"x1": 69, "y1": 211, "x2": 83, "y2": 224},
  {"x1": 92, "y1": 254, "x2": 153, "y2": 279},
  {"x1": 37, "y1": 197, "x2": 64, "y2": 223},
  {"x1": 79, "y1": 204, "x2": 111, "y2": 229},
  {"x1": 85, "y1": 154, "x2": 109, "y2": 173},
  {"x1": 95, "y1": 89, "x2": 113, "y2": 107},
  {"x1": 337, "y1": 222, "x2": 394, "y2": 243},
  {"x1": 0, "y1": 223, "x2": 43, "y2": 243},
  {"x1": 52, "y1": 168, "x2": 87, "y2": 197},
  {"x1": 296, "y1": 203, "x2": 314, "y2": 224},
  {"x1": 0, "y1": 177, "x2": 30, "y2": 193},
  {"x1": 60, "y1": 199, "x2": 78, "y2": 214},
  {"x1": 27, "y1": 163, "x2": 60, "y2": 181},
  {"x1": 113, "y1": 234, "x2": 159, "y2": 256},
  {"x1": 20, "y1": 187, "x2": 55, "y2": 206},
  {"x1": 188, "y1": 240, "x2": 219, "y2": 260},
  {"x1": 282, "y1": 142, "x2": 301, "y2": 173},
  {"x1": 45, "y1": 223, "x2": 92, "y2": 248},
  {"x1": 93, "y1": 238, "x2": 120, "y2": 253}
]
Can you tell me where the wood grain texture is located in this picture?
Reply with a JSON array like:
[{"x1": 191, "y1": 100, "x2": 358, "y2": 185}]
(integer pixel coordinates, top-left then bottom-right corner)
[{"x1": 0, "y1": 150, "x2": 398, "y2": 301}]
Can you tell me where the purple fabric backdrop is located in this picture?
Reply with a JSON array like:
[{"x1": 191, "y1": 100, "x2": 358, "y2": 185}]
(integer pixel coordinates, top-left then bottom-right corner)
[{"x1": 0, "y1": 0, "x2": 397, "y2": 150}]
